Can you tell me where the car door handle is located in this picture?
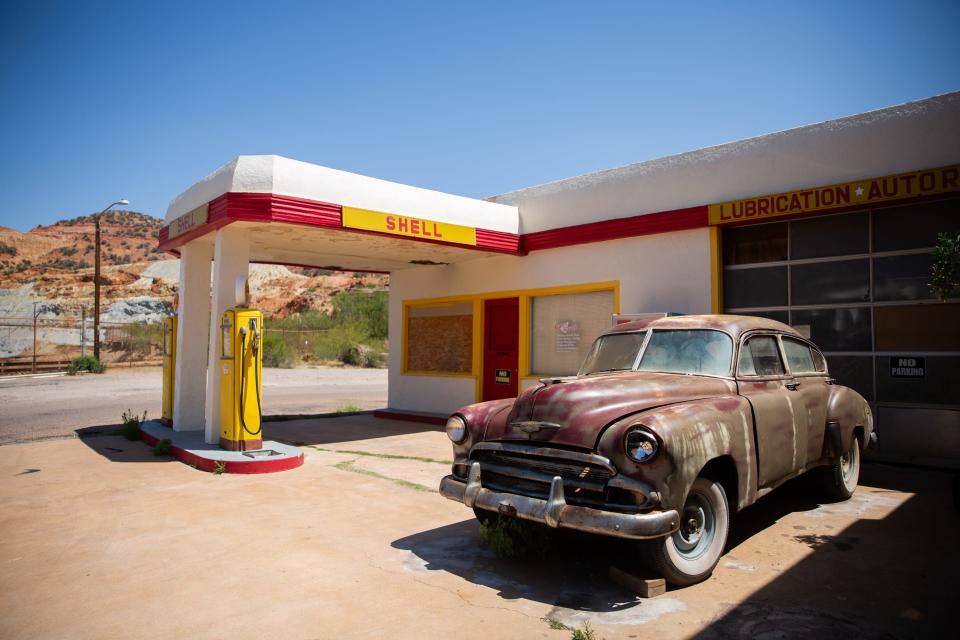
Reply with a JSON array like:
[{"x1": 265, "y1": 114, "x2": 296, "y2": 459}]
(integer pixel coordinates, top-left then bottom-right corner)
[{"x1": 785, "y1": 382, "x2": 800, "y2": 391}]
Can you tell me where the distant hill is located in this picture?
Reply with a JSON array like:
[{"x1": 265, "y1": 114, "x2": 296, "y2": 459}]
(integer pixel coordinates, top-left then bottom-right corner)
[
  {"x1": 0, "y1": 210, "x2": 389, "y2": 358},
  {"x1": 0, "y1": 211, "x2": 165, "y2": 282}
]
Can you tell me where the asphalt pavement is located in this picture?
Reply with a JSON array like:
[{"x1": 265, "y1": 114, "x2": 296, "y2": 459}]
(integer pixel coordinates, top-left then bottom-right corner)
[{"x1": 0, "y1": 366, "x2": 387, "y2": 444}]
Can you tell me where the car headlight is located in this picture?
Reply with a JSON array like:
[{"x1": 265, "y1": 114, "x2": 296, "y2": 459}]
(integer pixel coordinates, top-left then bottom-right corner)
[
  {"x1": 625, "y1": 427, "x2": 660, "y2": 463},
  {"x1": 446, "y1": 415, "x2": 467, "y2": 443}
]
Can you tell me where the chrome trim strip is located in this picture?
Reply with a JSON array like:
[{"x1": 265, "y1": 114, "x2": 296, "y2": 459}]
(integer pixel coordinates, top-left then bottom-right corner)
[{"x1": 470, "y1": 442, "x2": 616, "y2": 473}]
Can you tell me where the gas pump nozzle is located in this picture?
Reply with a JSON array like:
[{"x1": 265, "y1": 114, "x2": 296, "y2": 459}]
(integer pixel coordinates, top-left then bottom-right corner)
[{"x1": 249, "y1": 318, "x2": 261, "y2": 354}]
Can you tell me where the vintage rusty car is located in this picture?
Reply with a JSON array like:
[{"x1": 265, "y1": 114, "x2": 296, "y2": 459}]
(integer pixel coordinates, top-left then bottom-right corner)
[{"x1": 440, "y1": 315, "x2": 874, "y2": 585}]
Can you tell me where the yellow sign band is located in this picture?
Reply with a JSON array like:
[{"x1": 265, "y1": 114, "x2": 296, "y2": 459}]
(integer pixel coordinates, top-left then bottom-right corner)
[
  {"x1": 708, "y1": 164, "x2": 960, "y2": 225},
  {"x1": 342, "y1": 206, "x2": 477, "y2": 246}
]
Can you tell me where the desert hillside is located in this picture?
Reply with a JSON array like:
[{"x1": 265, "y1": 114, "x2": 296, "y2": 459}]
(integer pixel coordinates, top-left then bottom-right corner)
[{"x1": 0, "y1": 211, "x2": 388, "y2": 359}]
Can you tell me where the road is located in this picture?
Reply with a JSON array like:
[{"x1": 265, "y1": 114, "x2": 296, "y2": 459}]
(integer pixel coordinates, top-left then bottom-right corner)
[{"x1": 0, "y1": 366, "x2": 387, "y2": 444}]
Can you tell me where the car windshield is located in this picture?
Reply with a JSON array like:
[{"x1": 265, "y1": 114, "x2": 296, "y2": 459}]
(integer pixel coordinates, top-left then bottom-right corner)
[
  {"x1": 637, "y1": 329, "x2": 733, "y2": 376},
  {"x1": 579, "y1": 331, "x2": 647, "y2": 375}
]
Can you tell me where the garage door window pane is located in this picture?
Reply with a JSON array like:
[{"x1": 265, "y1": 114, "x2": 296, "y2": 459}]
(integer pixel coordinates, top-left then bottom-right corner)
[
  {"x1": 723, "y1": 223, "x2": 788, "y2": 265},
  {"x1": 791, "y1": 307, "x2": 872, "y2": 351},
  {"x1": 406, "y1": 302, "x2": 473, "y2": 373},
  {"x1": 874, "y1": 253, "x2": 934, "y2": 302},
  {"x1": 873, "y1": 200, "x2": 960, "y2": 252},
  {"x1": 531, "y1": 290, "x2": 614, "y2": 376},
  {"x1": 792, "y1": 260, "x2": 870, "y2": 305},
  {"x1": 876, "y1": 355, "x2": 960, "y2": 404},
  {"x1": 723, "y1": 267, "x2": 787, "y2": 309},
  {"x1": 790, "y1": 212, "x2": 868, "y2": 259},
  {"x1": 827, "y1": 356, "x2": 873, "y2": 401},
  {"x1": 875, "y1": 303, "x2": 960, "y2": 351}
]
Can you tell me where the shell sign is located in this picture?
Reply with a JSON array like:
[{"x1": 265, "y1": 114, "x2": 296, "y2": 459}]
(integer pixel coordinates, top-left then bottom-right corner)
[
  {"x1": 708, "y1": 164, "x2": 960, "y2": 225},
  {"x1": 342, "y1": 206, "x2": 477, "y2": 246}
]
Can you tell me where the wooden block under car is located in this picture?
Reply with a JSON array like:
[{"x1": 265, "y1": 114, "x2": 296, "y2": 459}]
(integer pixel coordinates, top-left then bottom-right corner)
[{"x1": 608, "y1": 566, "x2": 667, "y2": 598}]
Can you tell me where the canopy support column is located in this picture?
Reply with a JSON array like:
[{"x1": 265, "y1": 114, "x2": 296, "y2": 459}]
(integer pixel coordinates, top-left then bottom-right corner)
[
  {"x1": 173, "y1": 240, "x2": 213, "y2": 431},
  {"x1": 204, "y1": 226, "x2": 250, "y2": 445}
]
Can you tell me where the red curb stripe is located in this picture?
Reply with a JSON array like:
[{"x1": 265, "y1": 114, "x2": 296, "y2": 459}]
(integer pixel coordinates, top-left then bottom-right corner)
[{"x1": 139, "y1": 428, "x2": 304, "y2": 474}]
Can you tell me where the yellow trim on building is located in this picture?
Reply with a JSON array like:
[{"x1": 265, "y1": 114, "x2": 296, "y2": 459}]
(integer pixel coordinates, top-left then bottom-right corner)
[
  {"x1": 709, "y1": 226, "x2": 722, "y2": 314},
  {"x1": 402, "y1": 280, "x2": 621, "y2": 403}
]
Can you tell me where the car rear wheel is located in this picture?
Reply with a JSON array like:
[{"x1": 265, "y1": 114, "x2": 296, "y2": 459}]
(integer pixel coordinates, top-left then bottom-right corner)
[
  {"x1": 819, "y1": 434, "x2": 861, "y2": 501},
  {"x1": 640, "y1": 476, "x2": 729, "y2": 587}
]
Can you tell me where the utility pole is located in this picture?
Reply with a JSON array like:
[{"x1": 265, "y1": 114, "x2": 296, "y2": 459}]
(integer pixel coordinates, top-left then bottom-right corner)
[
  {"x1": 32, "y1": 301, "x2": 40, "y2": 374},
  {"x1": 80, "y1": 304, "x2": 86, "y2": 357},
  {"x1": 93, "y1": 199, "x2": 129, "y2": 361}
]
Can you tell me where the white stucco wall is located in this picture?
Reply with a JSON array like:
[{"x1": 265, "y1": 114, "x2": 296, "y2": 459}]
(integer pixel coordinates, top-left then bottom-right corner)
[{"x1": 387, "y1": 227, "x2": 712, "y2": 414}]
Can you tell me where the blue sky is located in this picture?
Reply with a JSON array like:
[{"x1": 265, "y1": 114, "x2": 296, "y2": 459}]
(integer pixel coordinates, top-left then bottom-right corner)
[{"x1": 1, "y1": 0, "x2": 958, "y2": 231}]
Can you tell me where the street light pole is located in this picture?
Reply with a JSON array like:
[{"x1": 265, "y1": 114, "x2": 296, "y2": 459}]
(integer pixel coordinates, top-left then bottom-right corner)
[{"x1": 93, "y1": 199, "x2": 129, "y2": 361}]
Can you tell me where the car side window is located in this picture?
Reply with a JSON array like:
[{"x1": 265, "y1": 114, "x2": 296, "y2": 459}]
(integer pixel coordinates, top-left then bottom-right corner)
[
  {"x1": 738, "y1": 335, "x2": 785, "y2": 376},
  {"x1": 781, "y1": 337, "x2": 818, "y2": 374},
  {"x1": 810, "y1": 348, "x2": 827, "y2": 373}
]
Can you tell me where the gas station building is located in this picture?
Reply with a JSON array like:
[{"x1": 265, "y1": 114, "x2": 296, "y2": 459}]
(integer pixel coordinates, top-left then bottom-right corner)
[{"x1": 160, "y1": 92, "x2": 960, "y2": 467}]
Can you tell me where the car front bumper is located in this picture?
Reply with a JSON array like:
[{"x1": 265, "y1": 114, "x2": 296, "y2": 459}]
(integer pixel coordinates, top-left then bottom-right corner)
[{"x1": 439, "y1": 462, "x2": 679, "y2": 540}]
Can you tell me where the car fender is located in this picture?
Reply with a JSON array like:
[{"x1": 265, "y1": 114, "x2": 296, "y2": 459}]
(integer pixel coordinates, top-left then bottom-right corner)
[
  {"x1": 825, "y1": 385, "x2": 873, "y2": 454},
  {"x1": 597, "y1": 396, "x2": 757, "y2": 513}
]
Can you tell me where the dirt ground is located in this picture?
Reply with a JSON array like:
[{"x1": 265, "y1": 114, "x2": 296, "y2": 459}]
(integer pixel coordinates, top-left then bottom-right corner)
[
  {"x1": 0, "y1": 366, "x2": 387, "y2": 444},
  {"x1": 0, "y1": 414, "x2": 955, "y2": 639}
]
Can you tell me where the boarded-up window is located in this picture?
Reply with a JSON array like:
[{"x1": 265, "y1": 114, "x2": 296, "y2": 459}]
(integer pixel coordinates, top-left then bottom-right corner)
[
  {"x1": 406, "y1": 302, "x2": 473, "y2": 373},
  {"x1": 530, "y1": 290, "x2": 615, "y2": 376}
]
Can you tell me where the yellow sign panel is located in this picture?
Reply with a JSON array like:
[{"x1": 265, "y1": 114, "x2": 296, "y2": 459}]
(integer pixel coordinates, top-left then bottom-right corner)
[
  {"x1": 167, "y1": 204, "x2": 209, "y2": 239},
  {"x1": 342, "y1": 206, "x2": 477, "y2": 246},
  {"x1": 708, "y1": 164, "x2": 960, "y2": 225}
]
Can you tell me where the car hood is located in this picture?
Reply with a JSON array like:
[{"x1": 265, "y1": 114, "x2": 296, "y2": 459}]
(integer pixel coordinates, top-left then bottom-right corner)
[{"x1": 484, "y1": 371, "x2": 737, "y2": 450}]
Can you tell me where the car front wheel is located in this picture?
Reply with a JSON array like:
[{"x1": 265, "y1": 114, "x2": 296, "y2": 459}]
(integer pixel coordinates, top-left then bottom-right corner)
[
  {"x1": 819, "y1": 434, "x2": 861, "y2": 501},
  {"x1": 640, "y1": 476, "x2": 729, "y2": 586}
]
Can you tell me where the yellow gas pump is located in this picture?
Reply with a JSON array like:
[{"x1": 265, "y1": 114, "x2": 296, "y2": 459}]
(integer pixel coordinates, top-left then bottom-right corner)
[
  {"x1": 161, "y1": 314, "x2": 177, "y2": 426},
  {"x1": 218, "y1": 308, "x2": 264, "y2": 451}
]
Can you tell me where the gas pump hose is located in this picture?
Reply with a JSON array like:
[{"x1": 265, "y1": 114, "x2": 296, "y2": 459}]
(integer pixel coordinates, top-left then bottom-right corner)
[{"x1": 239, "y1": 332, "x2": 263, "y2": 437}]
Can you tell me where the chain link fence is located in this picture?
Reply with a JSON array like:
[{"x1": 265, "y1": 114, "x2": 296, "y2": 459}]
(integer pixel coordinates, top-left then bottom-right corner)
[{"x1": 0, "y1": 314, "x2": 164, "y2": 374}]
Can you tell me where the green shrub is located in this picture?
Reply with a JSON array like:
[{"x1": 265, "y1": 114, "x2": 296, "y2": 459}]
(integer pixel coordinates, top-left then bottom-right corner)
[
  {"x1": 152, "y1": 438, "x2": 172, "y2": 456},
  {"x1": 68, "y1": 355, "x2": 106, "y2": 374},
  {"x1": 261, "y1": 333, "x2": 293, "y2": 368},
  {"x1": 479, "y1": 516, "x2": 552, "y2": 560},
  {"x1": 311, "y1": 325, "x2": 367, "y2": 363},
  {"x1": 120, "y1": 409, "x2": 147, "y2": 441},
  {"x1": 931, "y1": 232, "x2": 960, "y2": 301}
]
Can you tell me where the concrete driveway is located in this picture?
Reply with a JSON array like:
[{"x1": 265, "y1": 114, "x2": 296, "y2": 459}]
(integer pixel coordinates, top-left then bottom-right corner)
[
  {"x1": 0, "y1": 366, "x2": 387, "y2": 444},
  {"x1": 0, "y1": 415, "x2": 955, "y2": 639}
]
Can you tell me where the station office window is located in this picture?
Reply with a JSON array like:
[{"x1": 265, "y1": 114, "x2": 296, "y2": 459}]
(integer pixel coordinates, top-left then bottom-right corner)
[
  {"x1": 405, "y1": 302, "x2": 473, "y2": 374},
  {"x1": 530, "y1": 290, "x2": 615, "y2": 376}
]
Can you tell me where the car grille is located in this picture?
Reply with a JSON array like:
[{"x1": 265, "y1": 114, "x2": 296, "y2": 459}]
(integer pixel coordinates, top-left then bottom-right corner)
[{"x1": 470, "y1": 449, "x2": 614, "y2": 486}]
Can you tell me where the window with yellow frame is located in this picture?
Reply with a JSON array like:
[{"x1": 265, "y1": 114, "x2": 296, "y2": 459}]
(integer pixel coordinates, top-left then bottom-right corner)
[{"x1": 404, "y1": 301, "x2": 474, "y2": 374}]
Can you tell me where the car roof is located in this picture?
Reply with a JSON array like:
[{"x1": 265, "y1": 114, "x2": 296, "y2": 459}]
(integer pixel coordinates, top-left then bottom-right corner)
[{"x1": 606, "y1": 314, "x2": 802, "y2": 340}]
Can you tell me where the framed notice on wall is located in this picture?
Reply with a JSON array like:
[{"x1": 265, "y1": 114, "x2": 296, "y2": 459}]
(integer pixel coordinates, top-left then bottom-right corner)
[{"x1": 555, "y1": 320, "x2": 581, "y2": 352}]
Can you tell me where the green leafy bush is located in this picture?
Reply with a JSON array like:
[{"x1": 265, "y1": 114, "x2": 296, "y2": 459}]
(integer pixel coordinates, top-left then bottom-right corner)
[
  {"x1": 931, "y1": 232, "x2": 960, "y2": 301},
  {"x1": 68, "y1": 355, "x2": 106, "y2": 374},
  {"x1": 262, "y1": 333, "x2": 293, "y2": 368},
  {"x1": 152, "y1": 438, "x2": 172, "y2": 456},
  {"x1": 479, "y1": 516, "x2": 552, "y2": 560},
  {"x1": 120, "y1": 409, "x2": 147, "y2": 441}
]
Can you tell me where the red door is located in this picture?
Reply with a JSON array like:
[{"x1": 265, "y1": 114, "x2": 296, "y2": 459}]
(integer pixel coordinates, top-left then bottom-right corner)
[{"x1": 483, "y1": 297, "x2": 519, "y2": 401}]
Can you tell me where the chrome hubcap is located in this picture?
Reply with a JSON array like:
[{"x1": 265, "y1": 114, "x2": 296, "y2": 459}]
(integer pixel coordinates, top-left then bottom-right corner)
[{"x1": 673, "y1": 492, "x2": 715, "y2": 559}]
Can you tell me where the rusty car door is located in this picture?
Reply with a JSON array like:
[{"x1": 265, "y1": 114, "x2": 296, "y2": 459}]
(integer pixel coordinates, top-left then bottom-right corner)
[
  {"x1": 779, "y1": 336, "x2": 831, "y2": 468},
  {"x1": 736, "y1": 333, "x2": 807, "y2": 488}
]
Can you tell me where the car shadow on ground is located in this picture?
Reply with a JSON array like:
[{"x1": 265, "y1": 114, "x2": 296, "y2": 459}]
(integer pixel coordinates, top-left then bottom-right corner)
[
  {"x1": 73, "y1": 425, "x2": 172, "y2": 464},
  {"x1": 394, "y1": 465, "x2": 956, "y2": 635},
  {"x1": 391, "y1": 518, "x2": 667, "y2": 622},
  {"x1": 263, "y1": 414, "x2": 443, "y2": 447},
  {"x1": 698, "y1": 466, "x2": 957, "y2": 639}
]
